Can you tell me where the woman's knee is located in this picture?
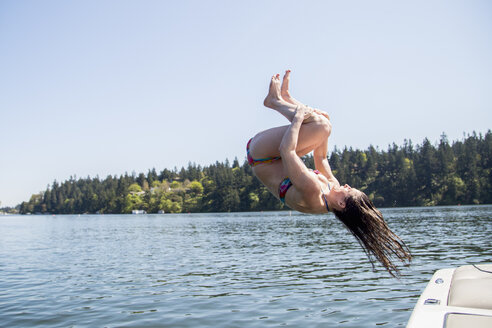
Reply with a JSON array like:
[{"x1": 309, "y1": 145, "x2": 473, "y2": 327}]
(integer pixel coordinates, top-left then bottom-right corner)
[
  {"x1": 308, "y1": 115, "x2": 332, "y2": 136},
  {"x1": 321, "y1": 118, "x2": 332, "y2": 137}
]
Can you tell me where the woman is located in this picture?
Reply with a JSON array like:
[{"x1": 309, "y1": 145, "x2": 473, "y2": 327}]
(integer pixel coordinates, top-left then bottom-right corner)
[{"x1": 247, "y1": 71, "x2": 411, "y2": 276}]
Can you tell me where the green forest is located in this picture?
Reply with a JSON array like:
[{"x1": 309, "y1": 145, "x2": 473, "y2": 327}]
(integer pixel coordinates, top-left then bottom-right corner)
[{"x1": 15, "y1": 131, "x2": 492, "y2": 214}]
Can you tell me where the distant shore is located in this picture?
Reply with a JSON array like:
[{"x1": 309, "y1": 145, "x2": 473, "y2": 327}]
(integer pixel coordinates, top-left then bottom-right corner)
[{"x1": 9, "y1": 131, "x2": 492, "y2": 215}]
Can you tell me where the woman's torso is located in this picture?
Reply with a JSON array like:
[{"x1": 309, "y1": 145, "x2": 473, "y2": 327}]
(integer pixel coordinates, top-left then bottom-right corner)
[{"x1": 252, "y1": 160, "x2": 330, "y2": 214}]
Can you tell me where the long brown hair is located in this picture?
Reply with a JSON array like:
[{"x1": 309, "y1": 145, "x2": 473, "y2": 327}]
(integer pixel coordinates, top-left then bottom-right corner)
[{"x1": 332, "y1": 192, "x2": 411, "y2": 277}]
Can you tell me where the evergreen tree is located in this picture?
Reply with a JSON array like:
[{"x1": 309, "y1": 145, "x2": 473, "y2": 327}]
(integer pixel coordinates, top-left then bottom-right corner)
[{"x1": 17, "y1": 131, "x2": 492, "y2": 214}]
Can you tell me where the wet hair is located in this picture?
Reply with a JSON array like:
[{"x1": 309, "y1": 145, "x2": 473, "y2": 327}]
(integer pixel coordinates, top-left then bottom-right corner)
[{"x1": 332, "y1": 191, "x2": 412, "y2": 277}]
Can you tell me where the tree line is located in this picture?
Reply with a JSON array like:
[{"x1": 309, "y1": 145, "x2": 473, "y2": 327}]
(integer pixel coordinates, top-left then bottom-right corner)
[{"x1": 16, "y1": 131, "x2": 492, "y2": 214}]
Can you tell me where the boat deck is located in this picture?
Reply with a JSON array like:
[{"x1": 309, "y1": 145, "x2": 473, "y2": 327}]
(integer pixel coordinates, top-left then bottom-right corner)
[{"x1": 407, "y1": 264, "x2": 492, "y2": 328}]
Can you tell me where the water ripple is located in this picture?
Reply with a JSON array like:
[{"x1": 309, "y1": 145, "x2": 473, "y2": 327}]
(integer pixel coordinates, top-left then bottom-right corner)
[{"x1": 0, "y1": 205, "x2": 491, "y2": 327}]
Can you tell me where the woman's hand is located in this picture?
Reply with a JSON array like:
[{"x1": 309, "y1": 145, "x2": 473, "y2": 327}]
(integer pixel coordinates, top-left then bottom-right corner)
[
  {"x1": 295, "y1": 105, "x2": 313, "y2": 122},
  {"x1": 313, "y1": 108, "x2": 330, "y2": 121}
]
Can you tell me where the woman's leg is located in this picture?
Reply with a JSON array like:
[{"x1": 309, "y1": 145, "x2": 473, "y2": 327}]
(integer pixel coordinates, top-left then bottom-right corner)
[
  {"x1": 249, "y1": 115, "x2": 331, "y2": 160},
  {"x1": 263, "y1": 74, "x2": 296, "y2": 121},
  {"x1": 280, "y1": 70, "x2": 305, "y2": 108},
  {"x1": 279, "y1": 70, "x2": 331, "y2": 121},
  {"x1": 252, "y1": 72, "x2": 331, "y2": 159},
  {"x1": 263, "y1": 74, "x2": 313, "y2": 122}
]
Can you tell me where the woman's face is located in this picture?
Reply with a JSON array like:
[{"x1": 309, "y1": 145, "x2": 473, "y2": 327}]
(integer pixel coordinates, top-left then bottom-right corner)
[{"x1": 328, "y1": 184, "x2": 359, "y2": 211}]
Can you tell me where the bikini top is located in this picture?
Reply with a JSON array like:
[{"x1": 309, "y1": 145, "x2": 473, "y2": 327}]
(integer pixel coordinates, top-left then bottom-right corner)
[
  {"x1": 313, "y1": 170, "x2": 331, "y2": 212},
  {"x1": 279, "y1": 169, "x2": 331, "y2": 212},
  {"x1": 320, "y1": 177, "x2": 331, "y2": 212}
]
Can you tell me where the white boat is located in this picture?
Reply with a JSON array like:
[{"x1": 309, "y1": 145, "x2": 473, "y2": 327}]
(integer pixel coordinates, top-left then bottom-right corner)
[{"x1": 407, "y1": 264, "x2": 492, "y2": 328}]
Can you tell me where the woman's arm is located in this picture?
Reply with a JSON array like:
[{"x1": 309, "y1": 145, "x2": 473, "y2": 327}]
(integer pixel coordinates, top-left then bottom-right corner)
[
  {"x1": 314, "y1": 142, "x2": 340, "y2": 187},
  {"x1": 279, "y1": 107, "x2": 319, "y2": 192},
  {"x1": 312, "y1": 114, "x2": 340, "y2": 187}
]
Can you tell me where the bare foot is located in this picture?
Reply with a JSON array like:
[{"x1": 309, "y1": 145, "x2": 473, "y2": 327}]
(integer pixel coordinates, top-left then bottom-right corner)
[
  {"x1": 280, "y1": 70, "x2": 296, "y2": 105},
  {"x1": 281, "y1": 70, "x2": 325, "y2": 121},
  {"x1": 263, "y1": 74, "x2": 286, "y2": 109},
  {"x1": 281, "y1": 70, "x2": 303, "y2": 106},
  {"x1": 263, "y1": 73, "x2": 313, "y2": 122}
]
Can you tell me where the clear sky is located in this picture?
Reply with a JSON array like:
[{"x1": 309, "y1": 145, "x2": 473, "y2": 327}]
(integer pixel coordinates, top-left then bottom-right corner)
[{"x1": 1, "y1": 1, "x2": 491, "y2": 207}]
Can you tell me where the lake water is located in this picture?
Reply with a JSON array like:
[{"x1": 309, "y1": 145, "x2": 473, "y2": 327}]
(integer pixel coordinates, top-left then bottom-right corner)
[{"x1": 0, "y1": 206, "x2": 491, "y2": 327}]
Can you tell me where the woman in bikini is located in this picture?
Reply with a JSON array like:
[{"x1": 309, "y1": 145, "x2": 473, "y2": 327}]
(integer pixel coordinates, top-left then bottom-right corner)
[{"x1": 247, "y1": 71, "x2": 411, "y2": 276}]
